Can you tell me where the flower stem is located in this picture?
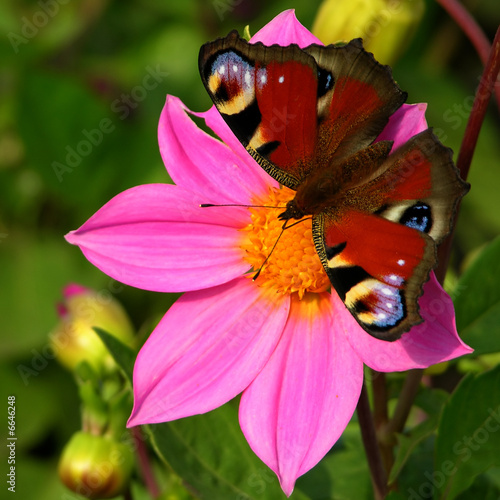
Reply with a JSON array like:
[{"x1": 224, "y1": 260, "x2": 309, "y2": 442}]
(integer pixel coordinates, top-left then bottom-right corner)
[
  {"x1": 384, "y1": 369, "x2": 423, "y2": 436},
  {"x1": 357, "y1": 378, "x2": 388, "y2": 499},
  {"x1": 371, "y1": 371, "x2": 395, "y2": 476},
  {"x1": 456, "y1": 24, "x2": 500, "y2": 182},
  {"x1": 436, "y1": 24, "x2": 500, "y2": 283},
  {"x1": 372, "y1": 371, "x2": 388, "y2": 430},
  {"x1": 131, "y1": 427, "x2": 161, "y2": 499},
  {"x1": 435, "y1": 0, "x2": 500, "y2": 112},
  {"x1": 124, "y1": 486, "x2": 134, "y2": 500}
]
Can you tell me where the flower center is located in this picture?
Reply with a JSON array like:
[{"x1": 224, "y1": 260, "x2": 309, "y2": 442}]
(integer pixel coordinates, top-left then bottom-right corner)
[{"x1": 240, "y1": 186, "x2": 330, "y2": 299}]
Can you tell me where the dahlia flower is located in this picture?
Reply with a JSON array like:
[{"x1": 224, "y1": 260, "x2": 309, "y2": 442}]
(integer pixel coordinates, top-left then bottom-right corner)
[{"x1": 66, "y1": 10, "x2": 472, "y2": 495}]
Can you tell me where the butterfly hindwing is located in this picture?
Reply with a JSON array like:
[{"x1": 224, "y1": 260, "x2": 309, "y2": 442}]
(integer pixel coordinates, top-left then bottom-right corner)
[
  {"x1": 313, "y1": 130, "x2": 469, "y2": 339},
  {"x1": 313, "y1": 209, "x2": 434, "y2": 339}
]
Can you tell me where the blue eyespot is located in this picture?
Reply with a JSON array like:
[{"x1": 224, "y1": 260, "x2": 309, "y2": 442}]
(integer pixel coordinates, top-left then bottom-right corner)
[{"x1": 400, "y1": 202, "x2": 432, "y2": 233}]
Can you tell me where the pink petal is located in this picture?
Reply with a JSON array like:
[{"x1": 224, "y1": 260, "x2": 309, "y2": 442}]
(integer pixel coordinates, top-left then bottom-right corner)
[
  {"x1": 128, "y1": 277, "x2": 290, "y2": 424},
  {"x1": 193, "y1": 105, "x2": 278, "y2": 193},
  {"x1": 159, "y1": 95, "x2": 271, "y2": 204},
  {"x1": 337, "y1": 273, "x2": 473, "y2": 372},
  {"x1": 377, "y1": 103, "x2": 428, "y2": 151},
  {"x1": 239, "y1": 293, "x2": 363, "y2": 496},
  {"x1": 65, "y1": 184, "x2": 250, "y2": 293},
  {"x1": 251, "y1": 10, "x2": 323, "y2": 48}
]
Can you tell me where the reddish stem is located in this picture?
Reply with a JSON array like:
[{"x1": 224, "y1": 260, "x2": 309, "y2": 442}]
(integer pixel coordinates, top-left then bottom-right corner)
[
  {"x1": 357, "y1": 380, "x2": 389, "y2": 499},
  {"x1": 435, "y1": 0, "x2": 500, "y2": 112},
  {"x1": 131, "y1": 427, "x2": 161, "y2": 498},
  {"x1": 456, "y1": 25, "x2": 500, "y2": 181},
  {"x1": 436, "y1": 24, "x2": 500, "y2": 282}
]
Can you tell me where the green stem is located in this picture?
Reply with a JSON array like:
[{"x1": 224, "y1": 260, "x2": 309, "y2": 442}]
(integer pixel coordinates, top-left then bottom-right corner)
[
  {"x1": 357, "y1": 378, "x2": 388, "y2": 499},
  {"x1": 384, "y1": 369, "x2": 423, "y2": 437},
  {"x1": 371, "y1": 371, "x2": 396, "y2": 478}
]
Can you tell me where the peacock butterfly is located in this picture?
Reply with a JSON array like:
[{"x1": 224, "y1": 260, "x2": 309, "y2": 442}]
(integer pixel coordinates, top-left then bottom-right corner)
[{"x1": 198, "y1": 31, "x2": 469, "y2": 341}]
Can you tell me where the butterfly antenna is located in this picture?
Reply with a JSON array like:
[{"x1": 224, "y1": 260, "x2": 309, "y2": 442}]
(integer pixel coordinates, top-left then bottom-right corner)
[
  {"x1": 252, "y1": 217, "x2": 312, "y2": 281},
  {"x1": 252, "y1": 222, "x2": 287, "y2": 281},
  {"x1": 200, "y1": 203, "x2": 281, "y2": 208}
]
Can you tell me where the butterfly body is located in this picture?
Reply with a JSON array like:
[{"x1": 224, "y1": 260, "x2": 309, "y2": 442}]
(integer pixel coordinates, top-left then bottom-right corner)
[{"x1": 199, "y1": 31, "x2": 469, "y2": 340}]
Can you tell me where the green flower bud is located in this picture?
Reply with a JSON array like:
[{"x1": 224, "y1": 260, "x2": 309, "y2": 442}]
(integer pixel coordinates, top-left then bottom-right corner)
[
  {"x1": 312, "y1": 0, "x2": 425, "y2": 65},
  {"x1": 58, "y1": 431, "x2": 134, "y2": 499},
  {"x1": 50, "y1": 284, "x2": 134, "y2": 373}
]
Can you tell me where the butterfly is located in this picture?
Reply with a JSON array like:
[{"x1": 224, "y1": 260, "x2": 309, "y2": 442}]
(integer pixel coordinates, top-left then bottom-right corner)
[{"x1": 198, "y1": 31, "x2": 469, "y2": 341}]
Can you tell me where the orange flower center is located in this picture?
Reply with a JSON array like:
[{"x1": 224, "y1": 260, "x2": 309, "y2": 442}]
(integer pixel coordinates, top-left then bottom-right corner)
[{"x1": 240, "y1": 186, "x2": 330, "y2": 299}]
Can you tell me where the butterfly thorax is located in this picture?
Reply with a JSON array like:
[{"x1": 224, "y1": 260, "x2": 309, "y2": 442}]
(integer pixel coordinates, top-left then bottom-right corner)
[{"x1": 278, "y1": 141, "x2": 394, "y2": 222}]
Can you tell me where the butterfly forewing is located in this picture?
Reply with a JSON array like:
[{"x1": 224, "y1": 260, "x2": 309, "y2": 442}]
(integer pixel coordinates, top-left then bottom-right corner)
[
  {"x1": 199, "y1": 31, "x2": 319, "y2": 189},
  {"x1": 304, "y1": 41, "x2": 407, "y2": 163}
]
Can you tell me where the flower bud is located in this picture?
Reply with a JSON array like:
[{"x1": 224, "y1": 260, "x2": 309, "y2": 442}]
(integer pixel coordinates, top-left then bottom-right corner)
[
  {"x1": 50, "y1": 284, "x2": 134, "y2": 373},
  {"x1": 312, "y1": 0, "x2": 425, "y2": 65},
  {"x1": 58, "y1": 431, "x2": 134, "y2": 499}
]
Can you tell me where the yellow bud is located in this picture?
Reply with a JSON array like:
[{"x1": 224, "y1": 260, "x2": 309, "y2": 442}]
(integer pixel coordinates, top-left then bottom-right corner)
[
  {"x1": 312, "y1": 0, "x2": 425, "y2": 65},
  {"x1": 50, "y1": 284, "x2": 134, "y2": 373},
  {"x1": 58, "y1": 431, "x2": 134, "y2": 499}
]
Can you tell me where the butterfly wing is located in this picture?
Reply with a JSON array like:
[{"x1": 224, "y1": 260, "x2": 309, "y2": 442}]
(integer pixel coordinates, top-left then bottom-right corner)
[
  {"x1": 199, "y1": 32, "x2": 406, "y2": 190},
  {"x1": 304, "y1": 41, "x2": 407, "y2": 163},
  {"x1": 313, "y1": 129, "x2": 469, "y2": 340}
]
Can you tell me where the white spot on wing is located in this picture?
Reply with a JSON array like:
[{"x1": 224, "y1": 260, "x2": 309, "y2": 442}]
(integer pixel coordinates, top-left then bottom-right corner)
[
  {"x1": 398, "y1": 259, "x2": 405, "y2": 266},
  {"x1": 218, "y1": 65, "x2": 225, "y2": 75},
  {"x1": 278, "y1": 75, "x2": 284, "y2": 83},
  {"x1": 388, "y1": 274, "x2": 400, "y2": 284},
  {"x1": 244, "y1": 70, "x2": 251, "y2": 87},
  {"x1": 232, "y1": 64, "x2": 238, "y2": 72}
]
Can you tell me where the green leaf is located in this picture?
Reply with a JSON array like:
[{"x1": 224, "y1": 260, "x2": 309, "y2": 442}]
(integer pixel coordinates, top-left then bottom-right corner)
[
  {"x1": 454, "y1": 468, "x2": 500, "y2": 500},
  {"x1": 391, "y1": 417, "x2": 439, "y2": 484},
  {"x1": 390, "y1": 389, "x2": 448, "y2": 483},
  {"x1": 454, "y1": 236, "x2": 500, "y2": 355},
  {"x1": 434, "y1": 365, "x2": 500, "y2": 499},
  {"x1": 93, "y1": 327, "x2": 136, "y2": 384},
  {"x1": 386, "y1": 492, "x2": 407, "y2": 500},
  {"x1": 147, "y1": 401, "x2": 309, "y2": 500}
]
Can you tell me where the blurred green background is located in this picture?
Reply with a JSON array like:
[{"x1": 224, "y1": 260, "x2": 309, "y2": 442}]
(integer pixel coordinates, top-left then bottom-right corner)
[{"x1": 1, "y1": 0, "x2": 499, "y2": 498}]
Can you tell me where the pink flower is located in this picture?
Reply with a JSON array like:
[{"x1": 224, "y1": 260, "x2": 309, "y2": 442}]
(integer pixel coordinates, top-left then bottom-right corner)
[{"x1": 66, "y1": 10, "x2": 472, "y2": 496}]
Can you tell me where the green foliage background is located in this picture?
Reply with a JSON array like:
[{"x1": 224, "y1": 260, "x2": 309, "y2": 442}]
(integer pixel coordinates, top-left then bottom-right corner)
[{"x1": 0, "y1": 0, "x2": 499, "y2": 498}]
